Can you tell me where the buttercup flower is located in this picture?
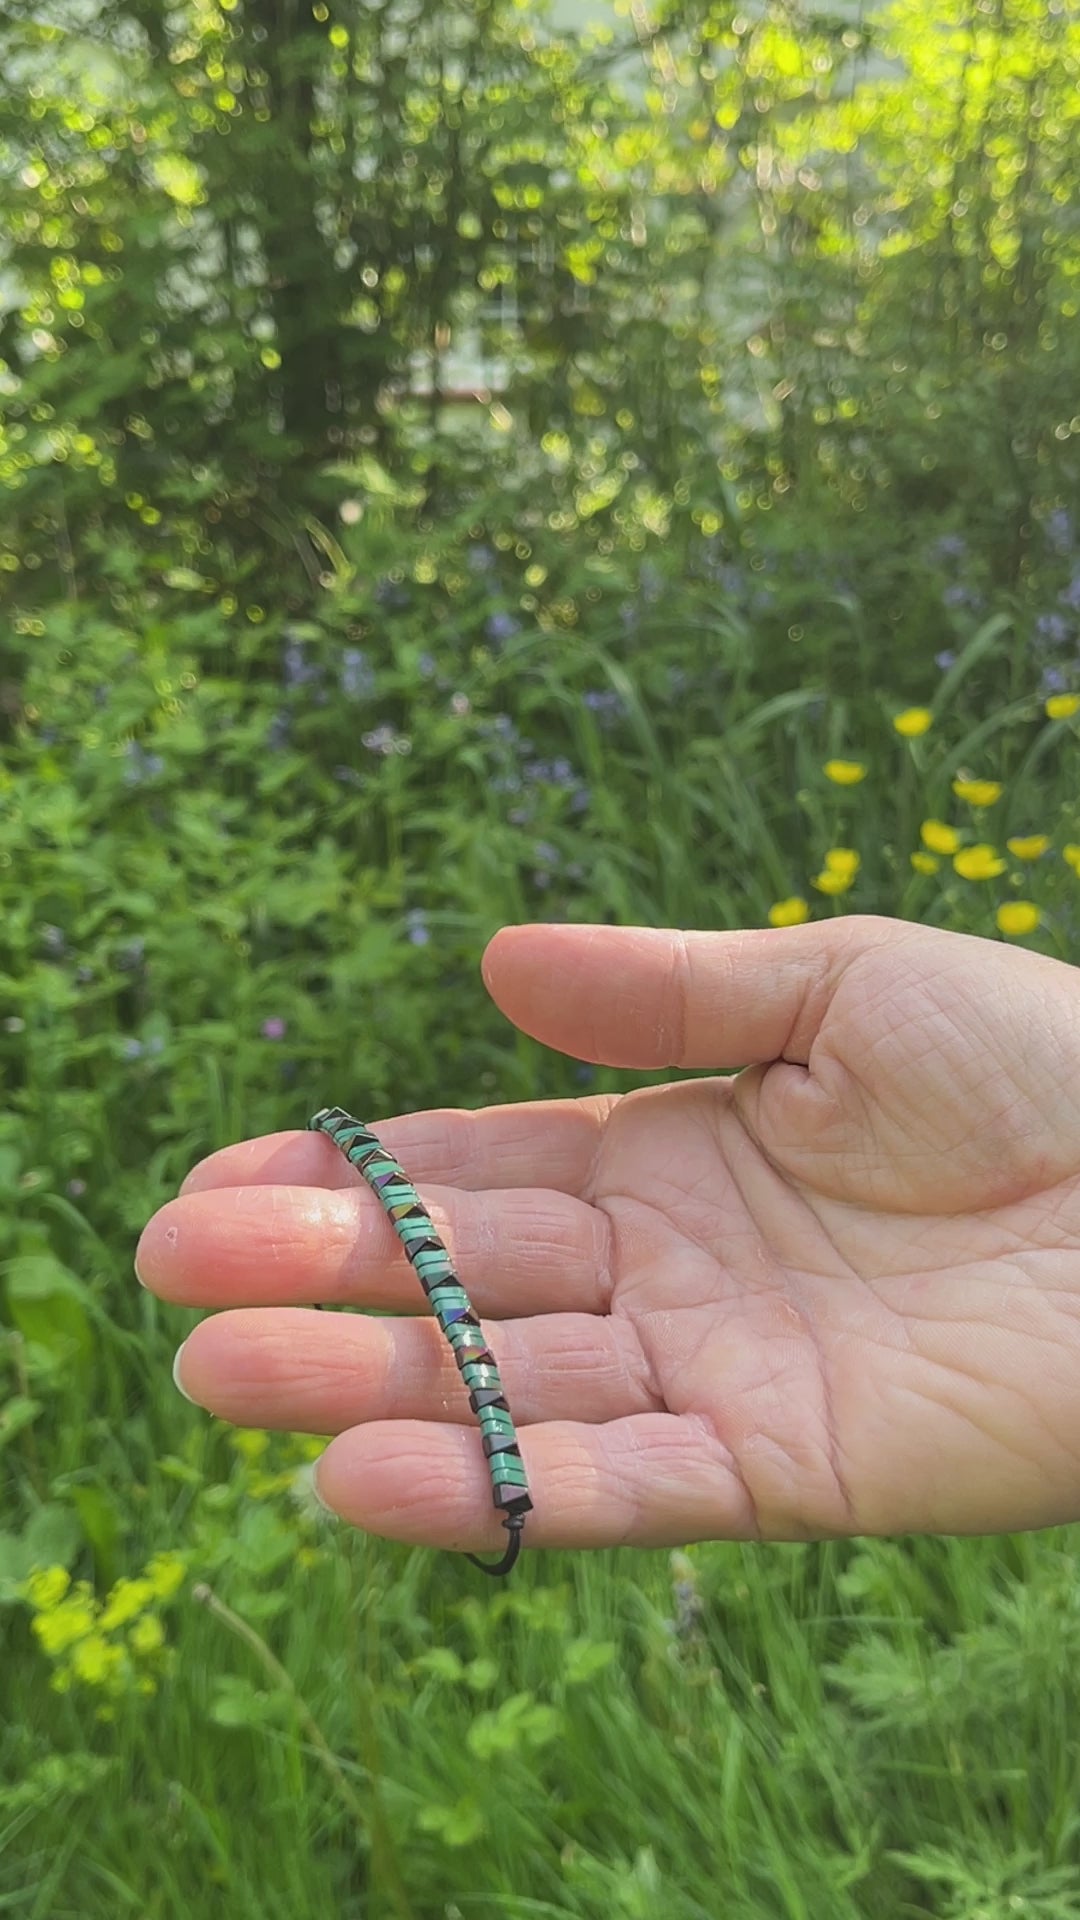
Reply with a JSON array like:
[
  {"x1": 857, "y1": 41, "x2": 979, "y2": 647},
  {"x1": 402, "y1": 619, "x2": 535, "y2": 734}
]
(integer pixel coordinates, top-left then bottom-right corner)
[
  {"x1": 893, "y1": 708, "x2": 933, "y2": 738},
  {"x1": 1006, "y1": 836, "x2": 1050, "y2": 861},
  {"x1": 823, "y1": 759, "x2": 867, "y2": 785},
  {"x1": 953, "y1": 778, "x2": 1002, "y2": 807},
  {"x1": 1045, "y1": 694, "x2": 1080, "y2": 720},
  {"x1": 823, "y1": 848, "x2": 860, "y2": 876},
  {"x1": 920, "y1": 819, "x2": 960, "y2": 855},
  {"x1": 997, "y1": 903, "x2": 1040, "y2": 936},
  {"x1": 954, "y1": 844, "x2": 1006, "y2": 880},
  {"x1": 910, "y1": 852, "x2": 939, "y2": 874},
  {"x1": 768, "y1": 897, "x2": 810, "y2": 927},
  {"x1": 1064, "y1": 845, "x2": 1080, "y2": 875}
]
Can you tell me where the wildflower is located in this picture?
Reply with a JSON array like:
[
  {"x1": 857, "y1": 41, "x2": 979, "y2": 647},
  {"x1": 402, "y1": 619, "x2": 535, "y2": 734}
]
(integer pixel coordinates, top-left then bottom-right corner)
[
  {"x1": 340, "y1": 648, "x2": 376, "y2": 700},
  {"x1": 24, "y1": 1566, "x2": 71, "y2": 1610},
  {"x1": 282, "y1": 640, "x2": 319, "y2": 688},
  {"x1": 943, "y1": 583, "x2": 982, "y2": 611},
  {"x1": 920, "y1": 820, "x2": 960, "y2": 855},
  {"x1": 129, "y1": 1615, "x2": 165, "y2": 1656},
  {"x1": 935, "y1": 649, "x2": 957, "y2": 671},
  {"x1": 230, "y1": 1428, "x2": 270, "y2": 1463},
  {"x1": 485, "y1": 612, "x2": 521, "y2": 643},
  {"x1": 144, "y1": 1553, "x2": 187, "y2": 1601},
  {"x1": 122, "y1": 743, "x2": 165, "y2": 786},
  {"x1": 70, "y1": 1636, "x2": 125, "y2": 1687},
  {"x1": 952, "y1": 778, "x2": 1002, "y2": 807},
  {"x1": 67, "y1": 1178, "x2": 86, "y2": 1198},
  {"x1": 893, "y1": 708, "x2": 933, "y2": 738},
  {"x1": 823, "y1": 759, "x2": 867, "y2": 785},
  {"x1": 1046, "y1": 509, "x2": 1073, "y2": 554},
  {"x1": 768, "y1": 897, "x2": 810, "y2": 927},
  {"x1": 1045, "y1": 693, "x2": 1080, "y2": 720},
  {"x1": 1006, "y1": 836, "x2": 1050, "y2": 860},
  {"x1": 99, "y1": 1577, "x2": 155, "y2": 1631},
  {"x1": 121, "y1": 1038, "x2": 144, "y2": 1061},
  {"x1": 997, "y1": 902, "x2": 1040, "y2": 937},
  {"x1": 1042, "y1": 667, "x2": 1068, "y2": 696},
  {"x1": 32, "y1": 1591, "x2": 97, "y2": 1656},
  {"x1": 812, "y1": 852, "x2": 859, "y2": 895},
  {"x1": 910, "y1": 852, "x2": 939, "y2": 874},
  {"x1": 338, "y1": 499, "x2": 363, "y2": 525},
  {"x1": 267, "y1": 712, "x2": 291, "y2": 750},
  {"x1": 932, "y1": 534, "x2": 967, "y2": 562},
  {"x1": 954, "y1": 844, "x2": 1006, "y2": 880},
  {"x1": 1060, "y1": 573, "x2": 1080, "y2": 613},
  {"x1": 1036, "y1": 613, "x2": 1070, "y2": 647},
  {"x1": 1063, "y1": 846, "x2": 1080, "y2": 874},
  {"x1": 406, "y1": 910, "x2": 430, "y2": 947},
  {"x1": 261, "y1": 1017, "x2": 286, "y2": 1040},
  {"x1": 466, "y1": 544, "x2": 496, "y2": 573},
  {"x1": 40, "y1": 924, "x2": 66, "y2": 957}
]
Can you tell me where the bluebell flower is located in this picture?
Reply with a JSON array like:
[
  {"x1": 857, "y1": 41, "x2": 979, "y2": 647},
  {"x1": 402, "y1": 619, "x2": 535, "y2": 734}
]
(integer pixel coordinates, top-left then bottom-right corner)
[
  {"x1": 1041, "y1": 666, "x2": 1067, "y2": 694},
  {"x1": 1035, "y1": 613, "x2": 1070, "y2": 647},
  {"x1": 935, "y1": 649, "x2": 957, "y2": 671},
  {"x1": 340, "y1": 648, "x2": 376, "y2": 700},
  {"x1": 1046, "y1": 509, "x2": 1073, "y2": 554},
  {"x1": 121, "y1": 1038, "x2": 144, "y2": 1060},
  {"x1": 583, "y1": 689, "x2": 624, "y2": 722},
  {"x1": 1060, "y1": 573, "x2": 1080, "y2": 613},
  {"x1": 283, "y1": 641, "x2": 319, "y2": 688},
  {"x1": 932, "y1": 533, "x2": 967, "y2": 562},
  {"x1": 467, "y1": 544, "x2": 496, "y2": 573},
  {"x1": 943, "y1": 583, "x2": 981, "y2": 610},
  {"x1": 485, "y1": 611, "x2": 522, "y2": 643},
  {"x1": 534, "y1": 841, "x2": 560, "y2": 867},
  {"x1": 122, "y1": 743, "x2": 166, "y2": 786},
  {"x1": 570, "y1": 788, "x2": 590, "y2": 814},
  {"x1": 406, "y1": 910, "x2": 430, "y2": 947}
]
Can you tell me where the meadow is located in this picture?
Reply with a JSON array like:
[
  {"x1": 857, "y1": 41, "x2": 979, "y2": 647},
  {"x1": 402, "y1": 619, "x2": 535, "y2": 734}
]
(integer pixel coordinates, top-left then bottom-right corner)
[{"x1": 4, "y1": 0, "x2": 1080, "y2": 1913}]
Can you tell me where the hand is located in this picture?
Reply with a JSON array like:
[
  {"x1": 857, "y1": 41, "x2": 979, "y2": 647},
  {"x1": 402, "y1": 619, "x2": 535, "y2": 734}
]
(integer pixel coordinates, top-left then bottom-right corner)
[{"x1": 135, "y1": 915, "x2": 1080, "y2": 1555}]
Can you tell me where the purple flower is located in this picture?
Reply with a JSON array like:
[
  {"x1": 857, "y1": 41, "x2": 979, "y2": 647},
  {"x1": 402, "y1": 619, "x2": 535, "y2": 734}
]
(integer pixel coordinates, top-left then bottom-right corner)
[
  {"x1": 282, "y1": 641, "x2": 320, "y2": 688},
  {"x1": 583, "y1": 689, "x2": 625, "y2": 724},
  {"x1": 569, "y1": 788, "x2": 590, "y2": 814},
  {"x1": 122, "y1": 743, "x2": 165, "y2": 786},
  {"x1": 405, "y1": 911, "x2": 430, "y2": 947},
  {"x1": 261, "y1": 1017, "x2": 286, "y2": 1040},
  {"x1": 1046, "y1": 509, "x2": 1073, "y2": 554},
  {"x1": 935, "y1": 649, "x2": 957, "y2": 671},
  {"x1": 418, "y1": 652, "x2": 436, "y2": 677},
  {"x1": 485, "y1": 612, "x2": 522, "y2": 644},
  {"x1": 340, "y1": 648, "x2": 375, "y2": 700},
  {"x1": 121, "y1": 1038, "x2": 144, "y2": 1060},
  {"x1": 1036, "y1": 613, "x2": 1070, "y2": 646},
  {"x1": 362, "y1": 724, "x2": 397, "y2": 755},
  {"x1": 534, "y1": 841, "x2": 560, "y2": 867},
  {"x1": 267, "y1": 712, "x2": 291, "y2": 750},
  {"x1": 1060, "y1": 573, "x2": 1080, "y2": 613},
  {"x1": 1041, "y1": 666, "x2": 1068, "y2": 695},
  {"x1": 375, "y1": 580, "x2": 411, "y2": 613},
  {"x1": 932, "y1": 533, "x2": 967, "y2": 563},
  {"x1": 467, "y1": 544, "x2": 496, "y2": 574},
  {"x1": 943, "y1": 583, "x2": 981, "y2": 611}
]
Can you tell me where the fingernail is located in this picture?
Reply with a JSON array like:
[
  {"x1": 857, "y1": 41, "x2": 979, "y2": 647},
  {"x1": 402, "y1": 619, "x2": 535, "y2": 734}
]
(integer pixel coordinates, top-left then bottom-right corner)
[
  {"x1": 134, "y1": 1246, "x2": 149, "y2": 1288},
  {"x1": 172, "y1": 1341, "x2": 198, "y2": 1405},
  {"x1": 310, "y1": 1458, "x2": 339, "y2": 1519}
]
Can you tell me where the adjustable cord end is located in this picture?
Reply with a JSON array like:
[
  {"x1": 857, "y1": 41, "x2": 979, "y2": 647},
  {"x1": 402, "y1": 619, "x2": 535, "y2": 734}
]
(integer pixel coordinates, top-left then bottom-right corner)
[{"x1": 465, "y1": 1514, "x2": 526, "y2": 1578}]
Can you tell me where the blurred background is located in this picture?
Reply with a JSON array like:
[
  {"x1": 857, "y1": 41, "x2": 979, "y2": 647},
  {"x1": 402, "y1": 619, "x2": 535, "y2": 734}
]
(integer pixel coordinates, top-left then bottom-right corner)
[{"x1": 3, "y1": 0, "x2": 1080, "y2": 1913}]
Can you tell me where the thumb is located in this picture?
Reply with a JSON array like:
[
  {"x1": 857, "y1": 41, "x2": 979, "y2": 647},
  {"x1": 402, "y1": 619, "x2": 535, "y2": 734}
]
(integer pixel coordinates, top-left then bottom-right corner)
[{"x1": 480, "y1": 916, "x2": 914, "y2": 1071}]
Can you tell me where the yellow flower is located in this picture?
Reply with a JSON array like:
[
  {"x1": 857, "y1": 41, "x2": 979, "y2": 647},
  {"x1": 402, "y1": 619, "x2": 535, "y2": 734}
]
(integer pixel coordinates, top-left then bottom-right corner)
[
  {"x1": 997, "y1": 902, "x2": 1040, "y2": 936},
  {"x1": 100, "y1": 1577, "x2": 155, "y2": 1633},
  {"x1": 69, "y1": 1635, "x2": 126, "y2": 1687},
  {"x1": 145, "y1": 1553, "x2": 187, "y2": 1602},
  {"x1": 23, "y1": 1566, "x2": 71, "y2": 1611},
  {"x1": 1006, "y1": 835, "x2": 1050, "y2": 861},
  {"x1": 953, "y1": 778, "x2": 1003, "y2": 807},
  {"x1": 954, "y1": 843, "x2": 1007, "y2": 880},
  {"x1": 893, "y1": 707, "x2": 933, "y2": 738},
  {"x1": 129, "y1": 1614, "x2": 165, "y2": 1656},
  {"x1": 1064, "y1": 845, "x2": 1080, "y2": 875},
  {"x1": 33, "y1": 1598, "x2": 97, "y2": 1656},
  {"x1": 812, "y1": 870, "x2": 854, "y2": 895},
  {"x1": 230, "y1": 1428, "x2": 270, "y2": 1463},
  {"x1": 768, "y1": 897, "x2": 810, "y2": 927},
  {"x1": 824, "y1": 847, "x2": 860, "y2": 876},
  {"x1": 823, "y1": 759, "x2": 867, "y2": 785},
  {"x1": 1045, "y1": 694, "x2": 1080, "y2": 720},
  {"x1": 910, "y1": 852, "x2": 940, "y2": 874},
  {"x1": 920, "y1": 819, "x2": 960, "y2": 855}
]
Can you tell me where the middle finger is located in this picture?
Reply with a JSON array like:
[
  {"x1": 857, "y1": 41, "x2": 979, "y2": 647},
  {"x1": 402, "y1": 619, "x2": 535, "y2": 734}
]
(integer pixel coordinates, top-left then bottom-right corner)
[{"x1": 135, "y1": 1180, "x2": 614, "y2": 1318}]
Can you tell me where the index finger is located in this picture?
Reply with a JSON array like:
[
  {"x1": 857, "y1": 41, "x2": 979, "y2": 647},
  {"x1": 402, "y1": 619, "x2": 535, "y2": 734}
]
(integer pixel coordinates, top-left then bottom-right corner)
[{"x1": 178, "y1": 1095, "x2": 620, "y2": 1199}]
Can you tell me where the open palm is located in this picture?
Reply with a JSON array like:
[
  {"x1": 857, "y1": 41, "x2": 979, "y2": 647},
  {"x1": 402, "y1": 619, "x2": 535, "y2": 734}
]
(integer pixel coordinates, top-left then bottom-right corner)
[{"x1": 136, "y1": 915, "x2": 1080, "y2": 1554}]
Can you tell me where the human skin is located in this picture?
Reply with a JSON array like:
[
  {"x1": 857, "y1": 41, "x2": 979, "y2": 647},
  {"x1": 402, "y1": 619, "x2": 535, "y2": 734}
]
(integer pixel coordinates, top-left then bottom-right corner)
[{"x1": 134, "y1": 914, "x2": 1080, "y2": 1557}]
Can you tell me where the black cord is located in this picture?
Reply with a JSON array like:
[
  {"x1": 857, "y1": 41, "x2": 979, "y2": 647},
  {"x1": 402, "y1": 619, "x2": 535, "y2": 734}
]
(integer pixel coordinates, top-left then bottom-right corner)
[{"x1": 465, "y1": 1516, "x2": 525, "y2": 1578}]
